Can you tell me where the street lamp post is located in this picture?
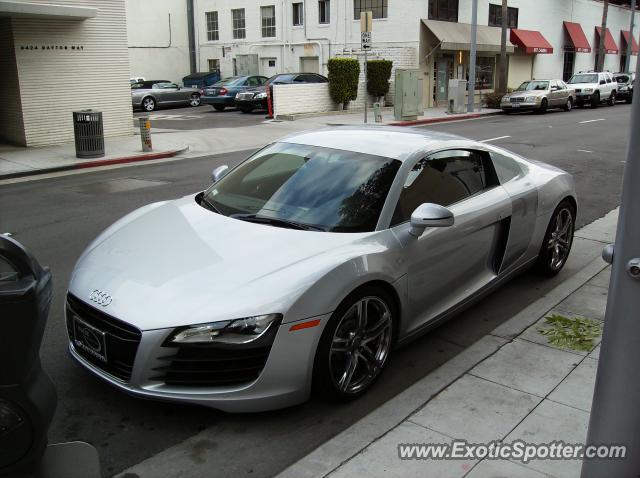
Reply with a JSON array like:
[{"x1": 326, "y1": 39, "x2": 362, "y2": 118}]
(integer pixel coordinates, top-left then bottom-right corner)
[
  {"x1": 467, "y1": 0, "x2": 478, "y2": 112},
  {"x1": 580, "y1": 46, "x2": 640, "y2": 478}
]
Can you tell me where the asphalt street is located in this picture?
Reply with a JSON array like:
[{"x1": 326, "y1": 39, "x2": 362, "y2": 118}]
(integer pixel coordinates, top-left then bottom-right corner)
[
  {"x1": 0, "y1": 104, "x2": 630, "y2": 477},
  {"x1": 133, "y1": 104, "x2": 268, "y2": 130}
]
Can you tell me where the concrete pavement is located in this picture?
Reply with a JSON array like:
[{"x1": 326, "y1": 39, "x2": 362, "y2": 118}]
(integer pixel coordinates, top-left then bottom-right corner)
[{"x1": 278, "y1": 211, "x2": 617, "y2": 478}]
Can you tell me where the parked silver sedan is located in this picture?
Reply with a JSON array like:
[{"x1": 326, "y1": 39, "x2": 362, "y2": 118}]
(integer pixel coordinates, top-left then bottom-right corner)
[
  {"x1": 66, "y1": 127, "x2": 576, "y2": 412},
  {"x1": 131, "y1": 80, "x2": 202, "y2": 112},
  {"x1": 501, "y1": 80, "x2": 574, "y2": 113}
]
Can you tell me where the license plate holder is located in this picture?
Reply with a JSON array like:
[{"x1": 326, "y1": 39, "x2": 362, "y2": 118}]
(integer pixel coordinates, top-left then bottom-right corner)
[{"x1": 73, "y1": 316, "x2": 108, "y2": 363}]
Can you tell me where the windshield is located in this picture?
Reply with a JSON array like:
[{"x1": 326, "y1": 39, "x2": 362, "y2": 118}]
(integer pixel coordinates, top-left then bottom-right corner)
[
  {"x1": 569, "y1": 74, "x2": 598, "y2": 84},
  {"x1": 515, "y1": 81, "x2": 549, "y2": 91},
  {"x1": 266, "y1": 74, "x2": 295, "y2": 85},
  {"x1": 214, "y1": 77, "x2": 242, "y2": 86},
  {"x1": 615, "y1": 75, "x2": 630, "y2": 83},
  {"x1": 202, "y1": 142, "x2": 401, "y2": 232}
]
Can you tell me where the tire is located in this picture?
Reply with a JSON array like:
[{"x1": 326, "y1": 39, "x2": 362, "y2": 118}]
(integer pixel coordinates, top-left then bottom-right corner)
[
  {"x1": 142, "y1": 96, "x2": 156, "y2": 112},
  {"x1": 535, "y1": 200, "x2": 576, "y2": 277},
  {"x1": 313, "y1": 286, "x2": 395, "y2": 401},
  {"x1": 537, "y1": 98, "x2": 548, "y2": 114},
  {"x1": 563, "y1": 97, "x2": 573, "y2": 112},
  {"x1": 591, "y1": 92, "x2": 600, "y2": 108},
  {"x1": 239, "y1": 106, "x2": 254, "y2": 113},
  {"x1": 608, "y1": 91, "x2": 616, "y2": 106},
  {"x1": 189, "y1": 93, "x2": 201, "y2": 107},
  {"x1": 503, "y1": 109, "x2": 512, "y2": 115},
  {"x1": 213, "y1": 105, "x2": 226, "y2": 112},
  {"x1": 626, "y1": 95, "x2": 633, "y2": 104}
]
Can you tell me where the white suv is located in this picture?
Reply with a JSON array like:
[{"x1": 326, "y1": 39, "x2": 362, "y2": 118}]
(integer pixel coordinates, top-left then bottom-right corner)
[{"x1": 567, "y1": 71, "x2": 617, "y2": 108}]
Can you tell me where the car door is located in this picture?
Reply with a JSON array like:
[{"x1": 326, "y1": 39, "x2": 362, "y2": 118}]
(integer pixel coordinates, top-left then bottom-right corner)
[{"x1": 391, "y1": 149, "x2": 512, "y2": 336}]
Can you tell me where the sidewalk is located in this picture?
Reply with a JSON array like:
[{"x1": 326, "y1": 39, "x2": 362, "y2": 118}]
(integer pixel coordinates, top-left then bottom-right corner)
[
  {"x1": 278, "y1": 209, "x2": 618, "y2": 478},
  {"x1": 0, "y1": 107, "x2": 499, "y2": 181}
]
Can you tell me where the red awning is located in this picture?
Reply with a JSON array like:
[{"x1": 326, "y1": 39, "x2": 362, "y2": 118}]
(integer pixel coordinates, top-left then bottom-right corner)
[
  {"x1": 595, "y1": 27, "x2": 619, "y2": 54},
  {"x1": 510, "y1": 29, "x2": 554, "y2": 54},
  {"x1": 563, "y1": 22, "x2": 591, "y2": 53},
  {"x1": 621, "y1": 30, "x2": 639, "y2": 55}
]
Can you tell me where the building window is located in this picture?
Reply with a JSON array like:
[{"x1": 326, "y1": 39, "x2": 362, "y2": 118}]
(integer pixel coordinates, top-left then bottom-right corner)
[
  {"x1": 353, "y1": 0, "x2": 388, "y2": 19},
  {"x1": 488, "y1": 4, "x2": 518, "y2": 28},
  {"x1": 428, "y1": 0, "x2": 458, "y2": 22},
  {"x1": 293, "y1": 2, "x2": 304, "y2": 26},
  {"x1": 208, "y1": 59, "x2": 220, "y2": 73},
  {"x1": 261, "y1": 5, "x2": 276, "y2": 38},
  {"x1": 232, "y1": 8, "x2": 246, "y2": 40},
  {"x1": 475, "y1": 57, "x2": 495, "y2": 90},
  {"x1": 205, "y1": 11, "x2": 219, "y2": 41},
  {"x1": 319, "y1": 0, "x2": 330, "y2": 24}
]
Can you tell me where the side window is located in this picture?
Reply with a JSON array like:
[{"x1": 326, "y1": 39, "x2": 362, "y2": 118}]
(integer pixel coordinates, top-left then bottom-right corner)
[
  {"x1": 247, "y1": 77, "x2": 261, "y2": 86},
  {"x1": 391, "y1": 150, "x2": 495, "y2": 226},
  {"x1": 606, "y1": 74, "x2": 612, "y2": 84},
  {"x1": 490, "y1": 152, "x2": 524, "y2": 184}
]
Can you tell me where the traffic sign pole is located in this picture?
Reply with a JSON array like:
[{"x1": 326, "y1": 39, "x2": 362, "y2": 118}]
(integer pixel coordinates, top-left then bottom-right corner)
[{"x1": 361, "y1": 12, "x2": 372, "y2": 125}]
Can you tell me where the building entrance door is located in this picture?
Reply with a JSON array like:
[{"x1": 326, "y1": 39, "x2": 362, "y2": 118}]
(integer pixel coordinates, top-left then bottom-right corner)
[{"x1": 436, "y1": 56, "x2": 452, "y2": 105}]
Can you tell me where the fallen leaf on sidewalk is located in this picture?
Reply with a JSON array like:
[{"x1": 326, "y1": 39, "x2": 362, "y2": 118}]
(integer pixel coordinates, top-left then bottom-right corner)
[{"x1": 537, "y1": 314, "x2": 603, "y2": 352}]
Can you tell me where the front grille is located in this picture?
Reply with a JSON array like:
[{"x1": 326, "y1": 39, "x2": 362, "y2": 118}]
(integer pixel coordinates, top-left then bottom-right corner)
[
  {"x1": 574, "y1": 89, "x2": 582, "y2": 93},
  {"x1": 66, "y1": 294, "x2": 141, "y2": 382},
  {"x1": 511, "y1": 97, "x2": 525, "y2": 103},
  {"x1": 237, "y1": 92, "x2": 255, "y2": 100},
  {"x1": 150, "y1": 345, "x2": 272, "y2": 387}
]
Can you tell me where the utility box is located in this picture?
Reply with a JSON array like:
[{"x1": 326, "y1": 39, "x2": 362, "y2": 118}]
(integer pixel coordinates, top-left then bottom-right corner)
[
  {"x1": 235, "y1": 54, "x2": 259, "y2": 76},
  {"x1": 394, "y1": 69, "x2": 421, "y2": 121},
  {"x1": 448, "y1": 79, "x2": 467, "y2": 114}
]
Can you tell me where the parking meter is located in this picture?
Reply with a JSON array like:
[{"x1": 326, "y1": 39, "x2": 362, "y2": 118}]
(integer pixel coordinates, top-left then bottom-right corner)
[{"x1": 0, "y1": 235, "x2": 56, "y2": 477}]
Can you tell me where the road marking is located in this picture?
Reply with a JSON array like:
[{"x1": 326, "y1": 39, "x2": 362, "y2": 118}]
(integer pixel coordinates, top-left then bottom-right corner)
[
  {"x1": 577, "y1": 150, "x2": 593, "y2": 153},
  {"x1": 480, "y1": 135, "x2": 511, "y2": 143},
  {"x1": 579, "y1": 119, "x2": 606, "y2": 124}
]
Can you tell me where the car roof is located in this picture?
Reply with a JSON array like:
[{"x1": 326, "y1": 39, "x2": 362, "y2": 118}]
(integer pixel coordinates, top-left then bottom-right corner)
[{"x1": 278, "y1": 126, "x2": 468, "y2": 161}]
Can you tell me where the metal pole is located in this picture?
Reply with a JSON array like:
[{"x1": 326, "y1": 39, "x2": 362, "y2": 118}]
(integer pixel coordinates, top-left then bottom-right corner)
[
  {"x1": 581, "y1": 51, "x2": 640, "y2": 478},
  {"x1": 467, "y1": 0, "x2": 478, "y2": 112},
  {"x1": 364, "y1": 48, "x2": 368, "y2": 123},
  {"x1": 625, "y1": 0, "x2": 636, "y2": 73}
]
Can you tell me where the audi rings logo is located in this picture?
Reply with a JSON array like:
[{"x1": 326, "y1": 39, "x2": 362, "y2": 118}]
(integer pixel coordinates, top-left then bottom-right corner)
[{"x1": 89, "y1": 289, "x2": 112, "y2": 307}]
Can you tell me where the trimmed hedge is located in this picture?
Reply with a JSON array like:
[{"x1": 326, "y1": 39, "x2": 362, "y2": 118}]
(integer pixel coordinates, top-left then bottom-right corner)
[
  {"x1": 484, "y1": 92, "x2": 504, "y2": 109},
  {"x1": 327, "y1": 58, "x2": 360, "y2": 106},
  {"x1": 366, "y1": 60, "x2": 393, "y2": 99}
]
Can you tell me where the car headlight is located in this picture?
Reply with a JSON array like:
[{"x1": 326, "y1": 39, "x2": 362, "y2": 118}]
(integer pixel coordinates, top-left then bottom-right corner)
[
  {"x1": 254, "y1": 92, "x2": 268, "y2": 99},
  {"x1": 525, "y1": 96, "x2": 537, "y2": 102},
  {"x1": 583, "y1": 88, "x2": 594, "y2": 93},
  {"x1": 501, "y1": 95, "x2": 510, "y2": 102},
  {"x1": 619, "y1": 86, "x2": 628, "y2": 91},
  {"x1": 169, "y1": 314, "x2": 282, "y2": 345}
]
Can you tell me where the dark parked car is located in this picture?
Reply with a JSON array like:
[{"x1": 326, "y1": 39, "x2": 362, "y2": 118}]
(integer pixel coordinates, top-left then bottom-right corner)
[
  {"x1": 234, "y1": 73, "x2": 328, "y2": 113},
  {"x1": 201, "y1": 76, "x2": 269, "y2": 111},
  {"x1": 614, "y1": 72, "x2": 635, "y2": 103}
]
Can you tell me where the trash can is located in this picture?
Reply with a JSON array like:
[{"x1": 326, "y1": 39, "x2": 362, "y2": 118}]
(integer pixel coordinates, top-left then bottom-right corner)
[{"x1": 72, "y1": 110, "x2": 104, "y2": 159}]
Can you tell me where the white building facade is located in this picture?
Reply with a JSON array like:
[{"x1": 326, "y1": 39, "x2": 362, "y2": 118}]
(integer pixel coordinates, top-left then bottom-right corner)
[
  {"x1": 0, "y1": 0, "x2": 132, "y2": 147},
  {"x1": 186, "y1": 0, "x2": 638, "y2": 108}
]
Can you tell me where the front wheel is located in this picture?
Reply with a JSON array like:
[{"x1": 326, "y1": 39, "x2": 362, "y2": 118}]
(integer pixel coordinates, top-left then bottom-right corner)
[
  {"x1": 591, "y1": 92, "x2": 600, "y2": 108},
  {"x1": 535, "y1": 200, "x2": 575, "y2": 277},
  {"x1": 142, "y1": 96, "x2": 156, "y2": 112},
  {"x1": 608, "y1": 91, "x2": 616, "y2": 106},
  {"x1": 313, "y1": 286, "x2": 395, "y2": 401},
  {"x1": 563, "y1": 97, "x2": 573, "y2": 112},
  {"x1": 239, "y1": 106, "x2": 254, "y2": 114},
  {"x1": 189, "y1": 93, "x2": 201, "y2": 107},
  {"x1": 537, "y1": 98, "x2": 548, "y2": 114}
]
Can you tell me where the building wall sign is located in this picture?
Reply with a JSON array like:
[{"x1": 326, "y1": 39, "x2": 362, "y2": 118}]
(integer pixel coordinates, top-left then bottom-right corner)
[{"x1": 19, "y1": 45, "x2": 85, "y2": 51}]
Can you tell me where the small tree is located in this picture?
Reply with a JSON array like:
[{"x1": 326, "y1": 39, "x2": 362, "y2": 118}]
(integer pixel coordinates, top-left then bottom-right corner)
[
  {"x1": 327, "y1": 58, "x2": 360, "y2": 108},
  {"x1": 366, "y1": 60, "x2": 393, "y2": 102}
]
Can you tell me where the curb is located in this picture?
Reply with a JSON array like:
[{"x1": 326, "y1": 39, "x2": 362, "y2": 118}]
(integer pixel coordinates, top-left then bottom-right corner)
[
  {"x1": 0, "y1": 146, "x2": 189, "y2": 181},
  {"x1": 391, "y1": 111, "x2": 502, "y2": 127}
]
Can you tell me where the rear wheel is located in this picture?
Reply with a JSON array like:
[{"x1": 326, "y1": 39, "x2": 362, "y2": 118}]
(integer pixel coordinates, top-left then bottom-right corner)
[
  {"x1": 608, "y1": 91, "x2": 616, "y2": 106},
  {"x1": 591, "y1": 92, "x2": 600, "y2": 108},
  {"x1": 213, "y1": 105, "x2": 225, "y2": 112},
  {"x1": 535, "y1": 200, "x2": 575, "y2": 277},
  {"x1": 189, "y1": 93, "x2": 201, "y2": 107},
  {"x1": 313, "y1": 286, "x2": 395, "y2": 401}
]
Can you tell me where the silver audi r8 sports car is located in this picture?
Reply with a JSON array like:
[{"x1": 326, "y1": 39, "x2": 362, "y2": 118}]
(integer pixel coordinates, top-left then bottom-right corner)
[{"x1": 66, "y1": 127, "x2": 576, "y2": 412}]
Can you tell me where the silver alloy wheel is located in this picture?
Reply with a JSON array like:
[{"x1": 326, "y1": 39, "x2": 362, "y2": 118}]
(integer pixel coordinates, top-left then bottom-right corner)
[
  {"x1": 548, "y1": 207, "x2": 573, "y2": 271},
  {"x1": 143, "y1": 97, "x2": 155, "y2": 111},
  {"x1": 190, "y1": 94, "x2": 201, "y2": 107},
  {"x1": 329, "y1": 296, "x2": 392, "y2": 395}
]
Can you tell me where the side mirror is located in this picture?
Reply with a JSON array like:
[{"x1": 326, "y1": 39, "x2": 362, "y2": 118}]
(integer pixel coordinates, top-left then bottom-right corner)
[
  {"x1": 211, "y1": 165, "x2": 229, "y2": 183},
  {"x1": 409, "y1": 203, "x2": 454, "y2": 237}
]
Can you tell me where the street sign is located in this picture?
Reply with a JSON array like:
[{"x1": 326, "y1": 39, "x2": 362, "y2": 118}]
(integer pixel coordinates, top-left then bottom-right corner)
[{"x1": 361, "y1": 31, "x2": 372, "y2": 50}]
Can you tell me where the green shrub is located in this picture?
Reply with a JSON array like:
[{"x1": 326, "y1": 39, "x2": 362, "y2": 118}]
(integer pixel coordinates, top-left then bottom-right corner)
[
  {"x1": 327, "y1": 58, "x2": 360, "y2": 106},
  {"x1": 367, "y1": 60, "x2": 393, "y2": 98},
  {"x1": 484, "y1": 92, "x2": 504, "y2": 109}
]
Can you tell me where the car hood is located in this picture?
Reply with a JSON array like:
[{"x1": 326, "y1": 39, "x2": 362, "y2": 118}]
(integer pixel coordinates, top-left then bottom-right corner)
[
  {"x1": 507, "y1": 90, "x2": 547, "y2": 98},
  {"x1": 245, "y1": 86, "x2": 267, "y2": 94},
  {"x1": 69, "y1": 195, "x2": 384, "y2": 331}
]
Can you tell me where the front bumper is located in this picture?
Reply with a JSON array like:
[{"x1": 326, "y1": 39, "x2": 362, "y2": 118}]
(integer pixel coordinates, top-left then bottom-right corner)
[
  {"x1": 501, "y1": 101, "x2": 539, "y2": 111},
  {"x1": 235, "y1": 98, "x2": 268, "y2": 110},
  {"x1": 66, "y1": 302, "x2": 330, "y2": 412},
  {"x1": 574, "y1": 93, "x2": 595, "y2": 103}
]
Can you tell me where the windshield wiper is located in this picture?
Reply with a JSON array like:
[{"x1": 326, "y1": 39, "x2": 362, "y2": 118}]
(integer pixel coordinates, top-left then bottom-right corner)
[
  {"x1": 230, "y1": 214, "x2": 325, "y2": 231},
  {"x1": 198, "y1": 193, "x2": 221, "y2": 214}
]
